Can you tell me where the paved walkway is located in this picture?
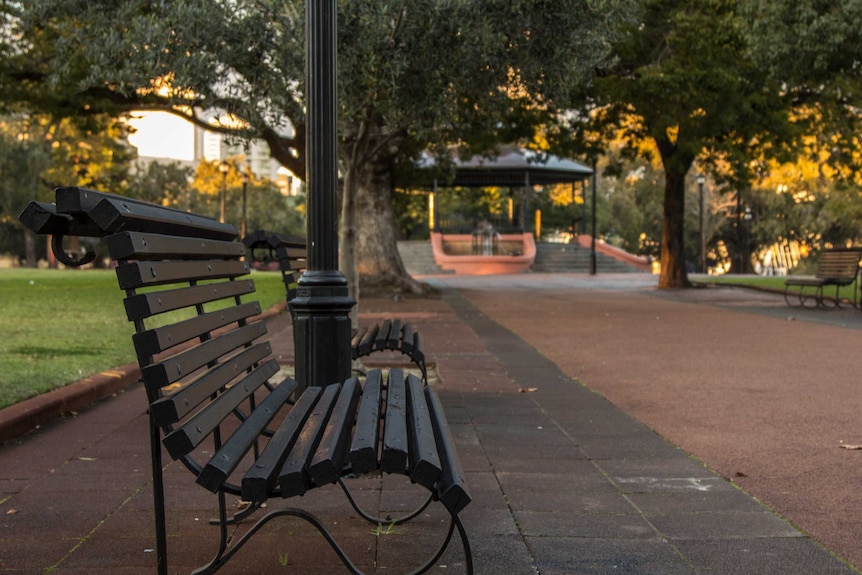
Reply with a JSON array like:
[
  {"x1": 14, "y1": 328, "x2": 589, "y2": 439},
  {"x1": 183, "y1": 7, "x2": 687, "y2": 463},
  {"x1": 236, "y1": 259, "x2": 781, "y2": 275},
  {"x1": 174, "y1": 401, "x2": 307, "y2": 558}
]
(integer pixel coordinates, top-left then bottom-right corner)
[{"x1": 1, "y1": 273, "x2": 861, "y2": 574}]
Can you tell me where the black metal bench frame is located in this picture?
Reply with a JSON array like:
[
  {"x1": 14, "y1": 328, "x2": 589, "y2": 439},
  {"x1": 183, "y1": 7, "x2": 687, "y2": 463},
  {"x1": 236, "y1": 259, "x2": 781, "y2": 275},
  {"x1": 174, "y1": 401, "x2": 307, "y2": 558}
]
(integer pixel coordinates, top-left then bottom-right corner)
[
  {"x1": 784, "y1": 248, "x2": 862, "y2": 309},
  {"x1": 242, "y1": 230, "x2": 428, "y2": 382},
  {"x1": 19, "y1": 187, "x2": 472, "y2": 575}
]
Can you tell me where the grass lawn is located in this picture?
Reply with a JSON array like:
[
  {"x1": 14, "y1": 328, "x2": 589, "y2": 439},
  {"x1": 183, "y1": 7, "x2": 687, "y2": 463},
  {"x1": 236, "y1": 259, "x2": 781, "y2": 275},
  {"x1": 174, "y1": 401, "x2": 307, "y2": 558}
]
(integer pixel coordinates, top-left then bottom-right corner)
[
  {"x1": 691, "y1": 274, "x2": 860, "y2": 302},
  {"x1": 0, "y1": 268, "x2": 287, "y2": 410}
]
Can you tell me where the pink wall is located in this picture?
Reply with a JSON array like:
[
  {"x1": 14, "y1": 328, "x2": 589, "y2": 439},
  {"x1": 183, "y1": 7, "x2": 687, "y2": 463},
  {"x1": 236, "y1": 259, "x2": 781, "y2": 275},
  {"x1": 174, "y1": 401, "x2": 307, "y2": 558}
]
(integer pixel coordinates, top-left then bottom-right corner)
[{"x1": 431, "y1": 233, "x2": 536, "y2": 275}]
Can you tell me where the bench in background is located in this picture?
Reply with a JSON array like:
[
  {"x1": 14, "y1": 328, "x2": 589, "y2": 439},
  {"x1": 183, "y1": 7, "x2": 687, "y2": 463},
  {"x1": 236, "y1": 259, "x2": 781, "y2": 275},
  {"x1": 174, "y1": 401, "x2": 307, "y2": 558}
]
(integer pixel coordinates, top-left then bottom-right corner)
[
  {"x1": 242, "y1": 230, "x2": 428, "y2": 382},
  {"x1": 20, "y1": 187, "x2": 472, "y2": 575},
  {"x1": 784, "y1": 248, "x2": 862, "y2": 309}
]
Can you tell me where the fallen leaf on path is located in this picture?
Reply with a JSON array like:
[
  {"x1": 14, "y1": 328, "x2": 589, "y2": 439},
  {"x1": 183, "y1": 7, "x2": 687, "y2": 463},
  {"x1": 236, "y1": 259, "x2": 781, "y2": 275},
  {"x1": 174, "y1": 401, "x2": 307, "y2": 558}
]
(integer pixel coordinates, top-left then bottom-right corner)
[
  {"x1": 6, "y1": 509, "x2": 18, "y2": 515},
  {"x1": 839, "y1": 444, "x2": 862, "y2": 450},
  {"x1": 518, "y1": 387, "x2": 538, "y2": 393}
]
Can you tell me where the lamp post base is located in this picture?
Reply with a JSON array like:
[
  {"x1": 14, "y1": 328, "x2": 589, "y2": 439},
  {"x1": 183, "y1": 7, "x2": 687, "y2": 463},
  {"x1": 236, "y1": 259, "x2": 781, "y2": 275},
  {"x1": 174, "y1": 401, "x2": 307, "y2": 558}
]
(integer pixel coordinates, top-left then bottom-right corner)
[{"x1": 289, "y1": 270, "x2": 355, "y2": 391}]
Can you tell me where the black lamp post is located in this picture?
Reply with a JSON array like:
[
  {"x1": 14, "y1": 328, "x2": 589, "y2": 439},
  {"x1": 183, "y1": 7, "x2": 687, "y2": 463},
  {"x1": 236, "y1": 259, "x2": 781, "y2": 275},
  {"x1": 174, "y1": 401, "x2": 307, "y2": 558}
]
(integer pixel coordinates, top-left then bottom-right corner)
[
  {"x1": 218, "y1": 161, "x2": 229, "y2": 223},
  {"x1": 290, "y1": 0, "x2": 354, "y2": 390},
  {"x1": 240, "y1": 171, "x2": 250, "y2": 239},
  {"x1": 697, "y1": 174, "x2": 706, "y2": 273}
]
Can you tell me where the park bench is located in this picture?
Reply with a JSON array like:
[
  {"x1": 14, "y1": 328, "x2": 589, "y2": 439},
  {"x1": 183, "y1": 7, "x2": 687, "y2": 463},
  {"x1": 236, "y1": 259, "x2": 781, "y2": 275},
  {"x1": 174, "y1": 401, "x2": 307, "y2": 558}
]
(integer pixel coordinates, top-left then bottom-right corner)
[
  {"x1": 784, "y1": 248, "x2": 862, "y2": 309},
  {"x1": 19, "y1": 187, "x2": 472, "y2": 575},
  {"x1": 242, "y1": 230, "x2": 428, "y2": 382}
]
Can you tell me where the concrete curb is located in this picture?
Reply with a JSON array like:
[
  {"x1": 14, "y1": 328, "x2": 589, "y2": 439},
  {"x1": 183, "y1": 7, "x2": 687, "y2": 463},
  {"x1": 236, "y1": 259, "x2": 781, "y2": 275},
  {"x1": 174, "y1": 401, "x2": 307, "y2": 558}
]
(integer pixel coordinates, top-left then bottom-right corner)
[{"x1": 0, "y1": 301, "x2": 288, "y2": 444}]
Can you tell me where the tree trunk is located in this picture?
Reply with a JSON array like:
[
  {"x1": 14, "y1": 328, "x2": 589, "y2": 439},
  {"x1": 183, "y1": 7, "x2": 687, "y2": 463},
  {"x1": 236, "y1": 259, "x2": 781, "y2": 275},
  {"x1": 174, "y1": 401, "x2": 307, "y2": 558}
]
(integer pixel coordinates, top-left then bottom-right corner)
[
  {"x1": 658, "y1": 169, "x2": 691, "y2": 288},
  {"x1": 351, "y1": 154, "x2": 430, "y2": 295},
  {"x1": 340, "y1": 159, "x2": 360, "y2": 330},
  {"x1": 654, "y1": 135, "x2": 694, "y2": 289}
]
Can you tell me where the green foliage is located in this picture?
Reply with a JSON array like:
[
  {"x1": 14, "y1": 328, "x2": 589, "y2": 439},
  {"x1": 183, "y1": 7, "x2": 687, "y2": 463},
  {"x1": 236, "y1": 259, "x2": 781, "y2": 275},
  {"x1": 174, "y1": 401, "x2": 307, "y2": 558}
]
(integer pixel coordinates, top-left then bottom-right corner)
[
  {"x1": 0, "y1": 119, "x2": 49, "y2": 222},
  {"x1": 600, "y1": 161, "x2": 664, "y2": 257},
  {"x1": 127, "y1": 161, "x2": 194, "y2": 207},
  {"x1": 561, "y1": 0, "x2": 800, "y2": 286},
  {"x1": 392, "y1": 190, "x2": 430, "y2": 240},
  {"x1": 3, "y1": 0, "x2": 637, "y2": 291},
  {"x1": 190, "y1": 159, "x2": 306, "y2": 236},
  {"x1": 0, "y1": 112, "x2": 137, "y2": 259}
]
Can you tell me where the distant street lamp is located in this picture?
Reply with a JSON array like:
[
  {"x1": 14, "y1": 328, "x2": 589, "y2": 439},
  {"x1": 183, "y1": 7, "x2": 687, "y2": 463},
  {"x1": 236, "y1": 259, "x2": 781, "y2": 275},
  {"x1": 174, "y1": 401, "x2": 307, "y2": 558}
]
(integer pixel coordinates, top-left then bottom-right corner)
[
  {"x1": 218, "y1": 161, "x2": 230, "y2": 223},
  {"x1": 743, "y1": 205, "x2": 753, "y2": 274},
  {"x1": 590, "y1": 160, "x2": 597, "y2": 275},
  {"x1": 697, "y1": 174, "x2": 706, "y2": 273},
  {"x1": 240, "y1": 171, "x2": 250, "y2": 239}
]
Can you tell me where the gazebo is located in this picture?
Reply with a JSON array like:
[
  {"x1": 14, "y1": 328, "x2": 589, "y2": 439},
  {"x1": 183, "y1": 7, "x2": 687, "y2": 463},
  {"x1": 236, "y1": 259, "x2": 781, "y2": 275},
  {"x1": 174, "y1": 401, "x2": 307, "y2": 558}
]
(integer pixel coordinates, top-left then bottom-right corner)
[{"x1": 418, "y1": 147, "x2": 594, "y2": 274}]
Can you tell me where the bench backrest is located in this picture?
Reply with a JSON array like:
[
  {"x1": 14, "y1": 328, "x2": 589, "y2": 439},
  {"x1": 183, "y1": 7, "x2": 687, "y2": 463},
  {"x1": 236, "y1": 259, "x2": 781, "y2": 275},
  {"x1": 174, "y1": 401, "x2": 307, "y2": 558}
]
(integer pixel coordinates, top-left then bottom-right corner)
[
  {"x1": 21, "y1": 188, "x2": 299, "y2": 495},
  {"x1": 242, "y1": 229, "x2": 307, "y2": 317},
  {"x1": 815, "y1": 250, "x2": 861, "y2": 281}
]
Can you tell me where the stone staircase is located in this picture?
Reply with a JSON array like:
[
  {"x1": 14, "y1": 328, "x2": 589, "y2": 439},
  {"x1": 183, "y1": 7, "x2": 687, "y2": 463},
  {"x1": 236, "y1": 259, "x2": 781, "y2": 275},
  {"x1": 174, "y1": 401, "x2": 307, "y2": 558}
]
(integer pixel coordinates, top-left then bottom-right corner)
[
  {"x1": 532, "y1": 242, "x2": 647, "y2": 273},
  {"x1": 397, "y1": 240, "x2": 450, "y2": 275},
  {"x1": 398, "y1": 240, "x2": 648, "y2": 275}
]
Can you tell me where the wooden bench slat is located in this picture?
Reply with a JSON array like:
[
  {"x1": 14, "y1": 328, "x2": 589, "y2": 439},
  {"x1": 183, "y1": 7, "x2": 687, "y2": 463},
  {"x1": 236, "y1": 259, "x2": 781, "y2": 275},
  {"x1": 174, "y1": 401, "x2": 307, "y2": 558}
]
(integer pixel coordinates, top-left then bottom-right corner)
[
  {"x1": 382, "y1": 369, "x2": 408, "y2": 474},
  {"x1": 358, "y1": 324, "x2": 379, "y2": 356},
  {"x1": 162, "y1": 359, "x2": 279, "y2": 459},
  {"x1": 350, "y1": 329, "x2": 365, "y2": 360},
  {"x1": 309, "y1": 377, "x2": 362, "y2": 486},
  {"x1": 349, "y1": 370, "x2": 383, "y2": 474},
  {"x1": 141, "y1": 322, "x2": 268, "y2": 389},
  {"x1": 108, "y1": 231, "x2": 246, "y2": 261},
  {"x1": 425, "y1": 385, "x2": 472, "y2": 515},
  {"x1": 123, "y1": 279, "x2": 255, "y2": 321},
  {"x1": 387, "y1": 320, "x2": 402, "y2": 351},
  {"x1": 278, "y1": 383, "x2": 341, "y2": 498},
  {"x1": 56, "y1": 186, "x2": 158, "y2": 215},
  {"x1": 86, "y1": 193, "x2": 237, "y2": 240},
  {"x1": 133, "y1": 302, "x2": 262, "y2": 357},
  {"x1": 116, "y1": 260, "x2": 250, "y2": 290},
  {"x1": 411, "y1": 331, "x2": 424, "y2": 363},
  {"x1": 197, "y1": 377, "x2": 299, "y2": 493},
  {"x1": 375, "y1": 319, "x2": 392, "y2": 352},
  {"x1": 18, "y1": 201, "x2": 106, "y2": 237},
  {"x1": 242, "y1": 387, "x2": 322, "y2": 503},
  {"x1": 405, "y1": 374, "x2": 442, "y2": 490},
  {"x1": 150, "y1": 342, "x2": 273, "y2": 425},
  {"x1": 400, "y1": 323, "x2": 416, "y2": 353}
]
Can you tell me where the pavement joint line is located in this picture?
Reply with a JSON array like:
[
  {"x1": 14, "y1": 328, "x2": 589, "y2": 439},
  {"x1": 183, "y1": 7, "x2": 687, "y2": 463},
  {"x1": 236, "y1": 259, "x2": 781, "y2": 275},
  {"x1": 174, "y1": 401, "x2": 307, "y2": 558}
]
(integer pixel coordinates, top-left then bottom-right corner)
[
  {"x1": 43, "y1": 486, "x2": 145, "y2": 573},
  {"x1": 459, "y1": 367, "x2": 541, "y2": 574}
]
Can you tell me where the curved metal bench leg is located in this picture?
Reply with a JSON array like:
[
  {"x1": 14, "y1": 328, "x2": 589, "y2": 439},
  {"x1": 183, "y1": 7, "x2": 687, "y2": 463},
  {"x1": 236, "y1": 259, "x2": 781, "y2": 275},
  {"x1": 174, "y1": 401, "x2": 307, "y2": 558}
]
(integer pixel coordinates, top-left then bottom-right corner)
[
  {"x1": 192, "y1": 503, "x2": 471, "y2": 575},
  {"x1": 784, "y1": 287, "x2": 803, "y2": 308},
  {"x1": 817, "y1": 285, "x2": 840, "y2": 309},
  {"x1": 339, "y1": 477, "x2": 434, "y2": 525},
  {"x1": 828, "y1": 285, "x2": 842, "y2": 309},
  {"x1": 208, "y1": 500, "x2": 262, "y2": 526},
  {"x1": 401, "y1": 515, "x2": 470, "y2": 575},
  {"x1": 192, "y1": 507, "x2": 367, "y2": 575}
]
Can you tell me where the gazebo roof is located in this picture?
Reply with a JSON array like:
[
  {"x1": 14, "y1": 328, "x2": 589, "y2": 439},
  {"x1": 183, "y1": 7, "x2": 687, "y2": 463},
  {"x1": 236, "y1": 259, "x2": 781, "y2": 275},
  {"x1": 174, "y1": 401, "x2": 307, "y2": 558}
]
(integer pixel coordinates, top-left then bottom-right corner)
[{"x1": 420, "y1": 147, "x2": 593, "y2": 187}]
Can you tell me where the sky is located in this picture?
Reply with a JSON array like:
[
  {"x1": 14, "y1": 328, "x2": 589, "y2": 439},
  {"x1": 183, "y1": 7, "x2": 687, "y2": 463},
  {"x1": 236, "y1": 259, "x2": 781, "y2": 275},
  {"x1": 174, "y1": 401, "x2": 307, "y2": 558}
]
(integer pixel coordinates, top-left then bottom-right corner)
[{"x1": 126, "y1": 111, "x2": 194, "y2": 161}]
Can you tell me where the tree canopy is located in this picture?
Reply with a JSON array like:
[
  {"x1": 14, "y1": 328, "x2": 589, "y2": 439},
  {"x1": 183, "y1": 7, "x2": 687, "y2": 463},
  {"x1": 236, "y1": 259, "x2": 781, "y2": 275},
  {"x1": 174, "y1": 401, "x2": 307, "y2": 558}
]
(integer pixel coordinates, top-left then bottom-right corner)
[
  {"x1": 564, "y1": 0, "x2": 800, "y2": 287},
  {"x1": 2, "y1": 0, "x2": 635, "y2": 293}
]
